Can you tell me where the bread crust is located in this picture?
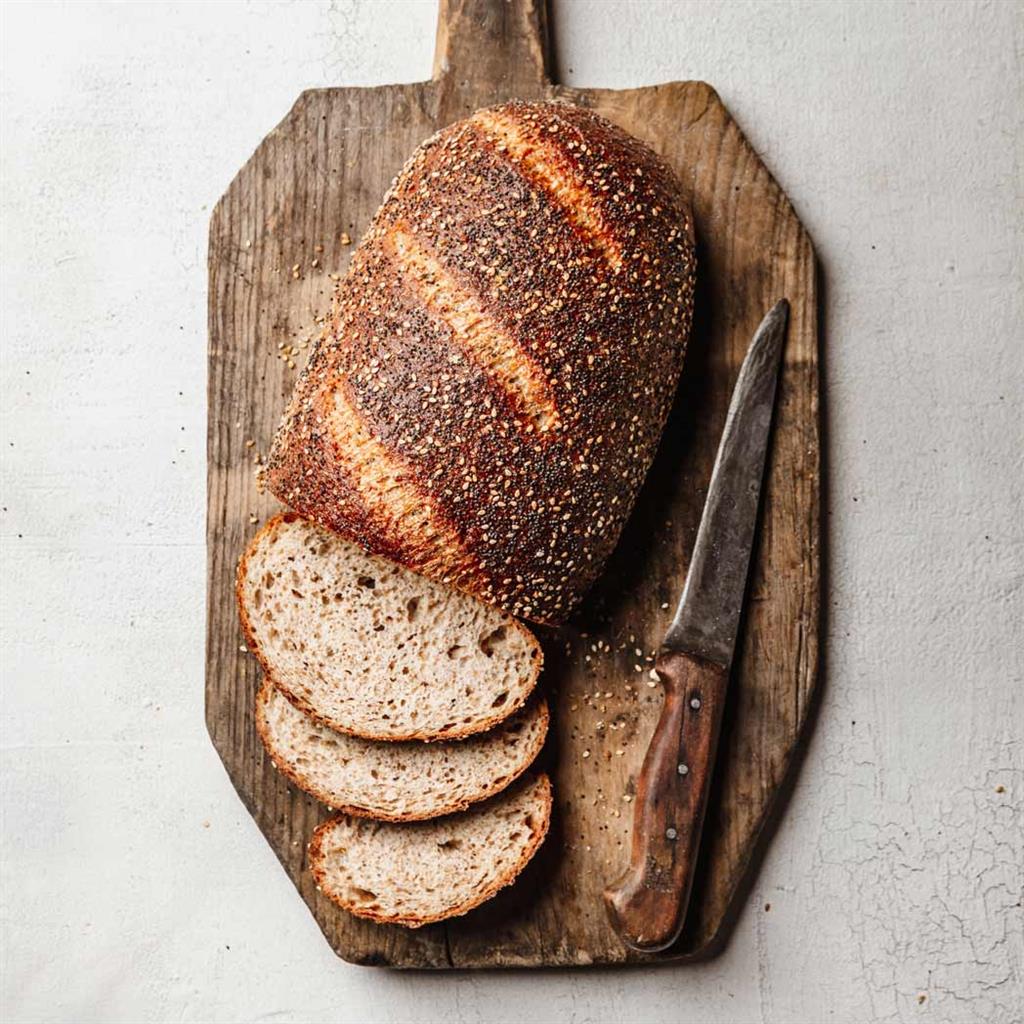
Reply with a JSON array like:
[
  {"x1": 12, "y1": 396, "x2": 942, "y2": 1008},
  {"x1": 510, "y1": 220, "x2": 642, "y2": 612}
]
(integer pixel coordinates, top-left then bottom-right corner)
[
  {"x1": 307, "y1": 773, "x2": 553, "y2": 927},
  {"x1": 267, "y1": 101, "x2": 696, "y2": 625},
  {"x1": 255, "y1": 676, "x2": 549, "y2": 822},
  {"x1": 236, "y1": 513, "x2": 544, "y2": 742}
]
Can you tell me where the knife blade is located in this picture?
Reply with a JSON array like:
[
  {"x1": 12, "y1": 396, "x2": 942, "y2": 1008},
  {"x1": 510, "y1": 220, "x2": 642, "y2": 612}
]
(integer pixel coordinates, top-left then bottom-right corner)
[{"x1": 604, "y1": 299, "x2": 789, "y2": 953}]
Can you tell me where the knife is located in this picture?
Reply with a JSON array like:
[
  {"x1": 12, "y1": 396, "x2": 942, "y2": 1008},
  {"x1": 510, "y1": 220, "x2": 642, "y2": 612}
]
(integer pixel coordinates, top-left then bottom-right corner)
[{"x1": 604, "y1": 299, "x2": 790, "y2": 953}]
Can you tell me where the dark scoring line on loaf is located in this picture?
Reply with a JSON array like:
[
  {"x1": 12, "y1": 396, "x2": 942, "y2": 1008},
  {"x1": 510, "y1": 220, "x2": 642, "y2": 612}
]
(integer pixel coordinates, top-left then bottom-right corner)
[
  {"x1": 387, "y1": 227, "x2": 560, "y2": 435},
  {"x1": 468, "y1": 107, "x2": 624, "y2": 273}
]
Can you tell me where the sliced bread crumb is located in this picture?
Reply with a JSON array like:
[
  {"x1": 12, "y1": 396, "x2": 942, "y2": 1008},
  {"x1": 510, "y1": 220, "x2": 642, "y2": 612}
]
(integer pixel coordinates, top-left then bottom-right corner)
[
  {"x1": 308, "y1": 774, "x2": 552, "y2": 927},
  {"x1": 237, "y1": 515, "x2": 543, "y2": 741},
  {"x1": 257, "y1": 677, "x2": 548, "y2": 821}
]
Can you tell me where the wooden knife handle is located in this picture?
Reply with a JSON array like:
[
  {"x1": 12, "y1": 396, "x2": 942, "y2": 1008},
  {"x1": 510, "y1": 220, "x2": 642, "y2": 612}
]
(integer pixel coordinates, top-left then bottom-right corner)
[{"x1": 603, "y1": 649, "x2": 729, "y2": 952}]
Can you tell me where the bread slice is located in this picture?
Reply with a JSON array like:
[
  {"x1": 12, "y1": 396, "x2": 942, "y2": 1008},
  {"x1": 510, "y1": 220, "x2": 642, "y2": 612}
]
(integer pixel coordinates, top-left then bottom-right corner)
[
  {"x1": 256, "y1": 677, "x2": 548, "y2": 821},
  {"x1": 237, "y1": 514, "x2": 543, "y2": 741},
  {"x1": 308, "y1": 773, "x2": 551, "y2": 927}
]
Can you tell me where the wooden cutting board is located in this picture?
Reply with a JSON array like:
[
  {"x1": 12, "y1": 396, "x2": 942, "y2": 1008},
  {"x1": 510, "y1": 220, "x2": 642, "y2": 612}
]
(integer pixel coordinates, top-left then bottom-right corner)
[{"x1": 206, "y1": 0, "x2": 820, "y2": 968}]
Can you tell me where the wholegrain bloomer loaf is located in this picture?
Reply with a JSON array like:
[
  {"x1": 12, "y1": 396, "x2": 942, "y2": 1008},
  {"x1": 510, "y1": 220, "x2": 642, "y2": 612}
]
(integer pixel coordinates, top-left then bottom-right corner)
[
  {"x1": 267, "y1": 100, "x2": 696, "y2": 625},
  {"x1": 256, "y1": 677, "x2": 548, "y2": 820},
  {"x1": 309, "y1": 773, "x2": 552, "y2": 927},
  {"x1": 238, "y1": 514, "x2": 542, "y2": 741}
]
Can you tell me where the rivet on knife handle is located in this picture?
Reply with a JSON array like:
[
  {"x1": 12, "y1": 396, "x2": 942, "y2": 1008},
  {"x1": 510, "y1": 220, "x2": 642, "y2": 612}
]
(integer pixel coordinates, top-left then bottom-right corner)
[{"x1": 603, "y1": 299, "x2": 790, "y2": 953}]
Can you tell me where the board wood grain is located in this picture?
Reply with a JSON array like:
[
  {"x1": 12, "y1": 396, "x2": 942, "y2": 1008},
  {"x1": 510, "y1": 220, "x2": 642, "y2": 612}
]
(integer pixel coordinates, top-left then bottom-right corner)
[{"x1": 206, "y1": 0, "x2": 820, "y2": 967}]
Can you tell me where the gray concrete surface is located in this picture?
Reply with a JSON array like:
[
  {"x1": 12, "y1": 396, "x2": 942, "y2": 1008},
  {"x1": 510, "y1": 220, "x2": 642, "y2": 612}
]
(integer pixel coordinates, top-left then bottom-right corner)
[{"x1": 2, "y1": 1, "x2": 1021, "y2": 1021}]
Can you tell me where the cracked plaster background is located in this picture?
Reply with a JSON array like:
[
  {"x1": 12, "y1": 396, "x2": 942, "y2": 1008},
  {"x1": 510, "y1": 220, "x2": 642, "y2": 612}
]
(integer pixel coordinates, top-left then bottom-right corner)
[{"x1": 1, "y1": 1, "x2": 1021, "y2": 1022}]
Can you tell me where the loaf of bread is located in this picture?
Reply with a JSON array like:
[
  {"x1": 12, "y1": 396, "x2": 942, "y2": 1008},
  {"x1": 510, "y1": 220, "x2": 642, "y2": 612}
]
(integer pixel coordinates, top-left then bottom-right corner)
[
  {"x1": 308, "y1": 773, "x2": 551, "y2": 927},
  {"x1": 256, "y1": 677, "x2": 548, "y2": 820},
  {"x1": 237, "y1": 514, "x2": 542, "y2": 741},
  {"x1": 267, "y1": 100, "x2": 696, "y2": 624}
]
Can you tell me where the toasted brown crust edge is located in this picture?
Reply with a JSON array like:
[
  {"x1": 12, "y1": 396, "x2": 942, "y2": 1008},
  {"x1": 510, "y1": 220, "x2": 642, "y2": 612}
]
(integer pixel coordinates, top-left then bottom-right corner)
[
  {"x1": 235, "y1": 513, "x2": 545, "y2": 742},
  {"x1": 307, "y1": 773, "x2": 553, "y2": 928},
  {"x1": 255, "y1": 677, "x2": 549, "y2": 823}
]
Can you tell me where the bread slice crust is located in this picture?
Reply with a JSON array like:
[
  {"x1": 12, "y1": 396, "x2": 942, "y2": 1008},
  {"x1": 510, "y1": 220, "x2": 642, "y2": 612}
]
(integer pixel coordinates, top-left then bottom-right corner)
[
  {"x1": 236, "y1": 513, "x2": 544, "y2": 742},
  {"x1": 308, "y1": 773, "x2": 552, "y2": 927},
  {"x1": 255, "y1": 676, "x2": 549, "y2": 822}
]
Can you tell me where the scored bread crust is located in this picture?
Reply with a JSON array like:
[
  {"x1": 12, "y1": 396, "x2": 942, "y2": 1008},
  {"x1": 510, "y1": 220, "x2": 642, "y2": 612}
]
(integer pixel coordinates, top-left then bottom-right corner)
[
  {"x1": 236, "y1": 513, "x2": 544, "y2": 742},
  {"x1": 308, "y1": 773, "x2": 553, "y2": 928},
  {"x1": 255, "y1": 676, "x2": 550, "y2": 822},
  {"x1": 267, "y1": 100, "x2": 696, "y2": 626}
]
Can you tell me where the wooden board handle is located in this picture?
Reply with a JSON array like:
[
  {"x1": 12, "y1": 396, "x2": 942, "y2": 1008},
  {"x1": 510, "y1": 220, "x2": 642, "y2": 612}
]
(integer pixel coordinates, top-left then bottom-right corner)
[
  {"x1": 433, "y1": 0, "x2": 551, "y2": 89},
  {"x1": 604, "y1": 650, "x2": 730, "y2": 952}
]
